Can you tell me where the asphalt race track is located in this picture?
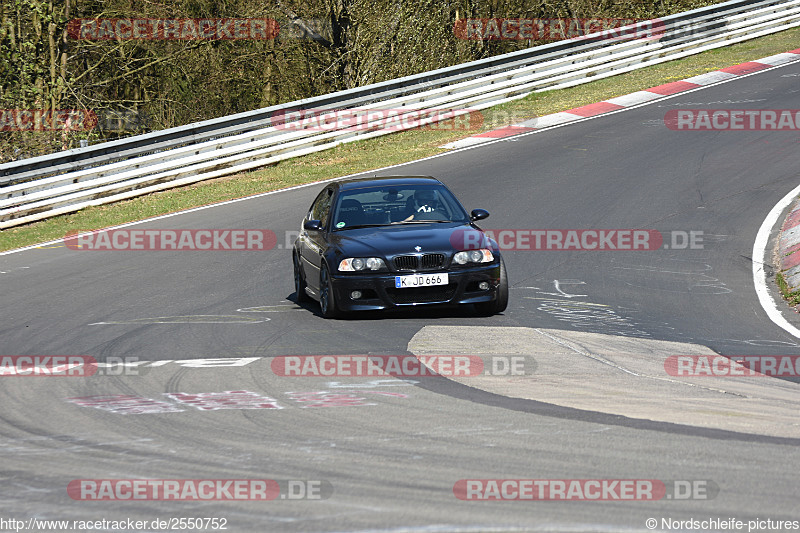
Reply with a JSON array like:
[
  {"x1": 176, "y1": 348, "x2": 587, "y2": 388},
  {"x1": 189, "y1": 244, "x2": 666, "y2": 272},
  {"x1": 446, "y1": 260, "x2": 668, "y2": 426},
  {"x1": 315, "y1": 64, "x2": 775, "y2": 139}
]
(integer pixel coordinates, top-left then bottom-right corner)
[{"x1": 2, "y1": 59, "x2": 800, "y2": 532}]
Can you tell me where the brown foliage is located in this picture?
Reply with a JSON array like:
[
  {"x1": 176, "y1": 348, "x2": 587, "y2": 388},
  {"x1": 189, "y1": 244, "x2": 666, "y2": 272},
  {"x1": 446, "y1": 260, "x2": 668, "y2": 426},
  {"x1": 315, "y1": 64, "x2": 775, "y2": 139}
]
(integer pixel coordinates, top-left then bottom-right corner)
[{"x1": 0, "y1": 0, "x2": 720, "y2": 161}]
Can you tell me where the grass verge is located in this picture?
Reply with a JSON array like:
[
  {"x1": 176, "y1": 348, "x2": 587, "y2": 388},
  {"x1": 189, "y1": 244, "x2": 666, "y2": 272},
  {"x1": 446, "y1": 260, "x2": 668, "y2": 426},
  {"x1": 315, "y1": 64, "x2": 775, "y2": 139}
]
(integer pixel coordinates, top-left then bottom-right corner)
[
  {"x1": 776, "y1": 271, "x2": 800, "y2": 307},
  {"x1": 2, "y1": 27, "x2": 799, "y2": 252}
]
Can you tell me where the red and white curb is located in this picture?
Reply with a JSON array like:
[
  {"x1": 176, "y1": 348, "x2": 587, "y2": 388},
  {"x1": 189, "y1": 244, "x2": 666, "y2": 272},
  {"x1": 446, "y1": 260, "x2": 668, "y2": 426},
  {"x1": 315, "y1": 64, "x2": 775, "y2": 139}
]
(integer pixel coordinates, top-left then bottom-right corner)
[
  {"x1": 441, "y1": 48, "x2": 800, "y2": 149},
  {"x1": 778, "y1": 198, "x2": 800, "y2": 298}
]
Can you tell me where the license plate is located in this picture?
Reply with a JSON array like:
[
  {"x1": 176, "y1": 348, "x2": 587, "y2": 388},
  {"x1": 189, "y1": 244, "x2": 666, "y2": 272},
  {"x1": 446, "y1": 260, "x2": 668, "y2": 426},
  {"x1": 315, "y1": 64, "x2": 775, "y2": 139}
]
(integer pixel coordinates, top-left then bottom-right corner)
[{"x1": 395, "y1": 273, "x2": 448, "y2": 288}]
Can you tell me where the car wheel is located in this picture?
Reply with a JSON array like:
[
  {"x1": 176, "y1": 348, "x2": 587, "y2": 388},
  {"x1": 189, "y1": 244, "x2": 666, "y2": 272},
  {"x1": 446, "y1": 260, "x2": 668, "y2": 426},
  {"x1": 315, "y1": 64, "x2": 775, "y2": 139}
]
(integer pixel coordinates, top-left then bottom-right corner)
[
  {"x1": 293, "y1": 252, "x2": 310, "y2": 302},
  {"x1": 476, "y1": 258, "x2": 508, "y2": 316},
  {"x1": 319, "y1": 263, "x2": 339, "y2": 318}
]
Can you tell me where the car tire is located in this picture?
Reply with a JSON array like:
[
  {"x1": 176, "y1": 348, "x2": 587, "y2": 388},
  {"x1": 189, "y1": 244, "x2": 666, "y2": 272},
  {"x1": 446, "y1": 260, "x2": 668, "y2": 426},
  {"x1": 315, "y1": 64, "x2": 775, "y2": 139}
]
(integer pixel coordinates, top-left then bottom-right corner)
[
  {"x1": 476, "y1": 258, "x2": 508, "y2": 316},
  {"x1": 319, "y1": 263, "x2": 339, "y2": 318},
  {"x1": 293, "y1": 252, "x2": 311, "y2": 303}
]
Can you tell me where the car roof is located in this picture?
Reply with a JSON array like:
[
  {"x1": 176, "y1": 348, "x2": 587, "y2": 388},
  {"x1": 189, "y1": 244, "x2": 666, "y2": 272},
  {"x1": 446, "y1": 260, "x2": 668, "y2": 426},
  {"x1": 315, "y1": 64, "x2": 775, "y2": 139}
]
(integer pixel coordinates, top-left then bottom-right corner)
[{"x1": 335, "y1": 176, "x2": 443, "y2": 191}]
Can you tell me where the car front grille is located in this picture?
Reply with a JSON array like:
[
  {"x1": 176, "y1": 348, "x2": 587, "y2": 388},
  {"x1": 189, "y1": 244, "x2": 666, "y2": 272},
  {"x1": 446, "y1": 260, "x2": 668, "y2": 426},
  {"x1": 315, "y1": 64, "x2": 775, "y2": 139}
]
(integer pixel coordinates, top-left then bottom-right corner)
[
  {"x1": 386, "y1": 284, "x2": 457, "y2": 304},
  {"x1": 420, "y1": 253, "x2": 445, "y2": 269},
  {"x1": 393, "y1": 255, "x2": 418, "y2": 271},
  {"x1": 393, "y1": 254, "x2": 446, "y2": 271}
]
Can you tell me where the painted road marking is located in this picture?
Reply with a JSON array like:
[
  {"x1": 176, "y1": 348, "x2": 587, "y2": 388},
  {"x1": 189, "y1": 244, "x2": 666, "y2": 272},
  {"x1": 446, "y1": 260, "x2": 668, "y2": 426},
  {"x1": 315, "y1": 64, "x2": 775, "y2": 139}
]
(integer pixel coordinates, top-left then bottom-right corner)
[
  {"x1": 66, "y1": 390, "x2": 409, "y2": 414},
  {"x1": 89, "y1": 315, "x2": 269, "y2": 325},
  {"x1": 236, "y1": 305, "x2": 303, "y2": 312}
]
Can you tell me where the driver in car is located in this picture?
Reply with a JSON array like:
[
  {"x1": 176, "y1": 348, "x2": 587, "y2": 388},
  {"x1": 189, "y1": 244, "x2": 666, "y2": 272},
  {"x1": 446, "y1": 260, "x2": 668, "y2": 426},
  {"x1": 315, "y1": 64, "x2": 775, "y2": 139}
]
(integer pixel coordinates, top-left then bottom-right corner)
[{"x1": 402, "y1": 189, "x2": 441, "y2": 221}]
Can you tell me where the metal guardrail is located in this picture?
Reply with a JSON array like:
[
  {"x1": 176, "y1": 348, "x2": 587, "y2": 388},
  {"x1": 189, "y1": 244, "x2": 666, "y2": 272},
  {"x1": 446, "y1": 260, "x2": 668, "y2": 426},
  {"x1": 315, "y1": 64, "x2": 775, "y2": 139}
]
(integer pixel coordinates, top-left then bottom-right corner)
[{"x1": 2, "y1": 0, "x2": 799, "y2": 228}]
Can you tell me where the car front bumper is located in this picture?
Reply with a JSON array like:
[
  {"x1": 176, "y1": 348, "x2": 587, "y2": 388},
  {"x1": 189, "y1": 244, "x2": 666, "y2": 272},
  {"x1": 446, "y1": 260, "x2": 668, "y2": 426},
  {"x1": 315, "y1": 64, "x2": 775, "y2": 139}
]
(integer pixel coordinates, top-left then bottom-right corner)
[{"x1": 329, "y1": 262, "x2": 502, "y2": 312}]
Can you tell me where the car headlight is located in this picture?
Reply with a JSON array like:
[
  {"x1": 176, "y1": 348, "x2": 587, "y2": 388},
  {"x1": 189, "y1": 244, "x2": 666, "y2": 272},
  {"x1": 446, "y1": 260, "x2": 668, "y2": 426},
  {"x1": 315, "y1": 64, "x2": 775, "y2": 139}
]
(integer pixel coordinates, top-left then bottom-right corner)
[
  {"x1": 365, "y1": 257, "x2": 384, "y2": 270},
  {"x1": 339, "y1": 257, "x2": 386, "y2": 271},
  {"x1": 453, "y1": 249, "x2": 494, "y2": 264}
]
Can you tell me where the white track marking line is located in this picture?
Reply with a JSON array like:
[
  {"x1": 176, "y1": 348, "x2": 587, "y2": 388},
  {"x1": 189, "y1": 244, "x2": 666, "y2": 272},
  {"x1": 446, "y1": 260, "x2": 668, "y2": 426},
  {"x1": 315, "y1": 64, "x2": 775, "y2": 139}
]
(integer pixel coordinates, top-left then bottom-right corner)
[{"x1": 753, "y1": 185, "x2": 800, "y2": 340}]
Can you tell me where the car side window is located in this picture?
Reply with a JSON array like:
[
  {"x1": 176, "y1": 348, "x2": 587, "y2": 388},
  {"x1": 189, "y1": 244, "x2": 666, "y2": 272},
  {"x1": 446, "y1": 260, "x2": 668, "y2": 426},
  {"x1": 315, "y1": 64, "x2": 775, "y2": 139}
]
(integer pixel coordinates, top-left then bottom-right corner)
[
  {"x1": 310, "y1": 188, "x2": 333, "y2": 229},
  {"x1": 307, "y1": 191, "x2": 323, "y2": 221}
]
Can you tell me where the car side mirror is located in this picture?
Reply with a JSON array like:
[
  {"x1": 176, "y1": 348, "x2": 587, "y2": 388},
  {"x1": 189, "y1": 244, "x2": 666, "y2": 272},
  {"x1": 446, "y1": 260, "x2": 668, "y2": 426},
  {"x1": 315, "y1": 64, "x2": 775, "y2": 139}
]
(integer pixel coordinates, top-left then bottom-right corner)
[
  {"x1": 470, "y1": 209, "x2": 490, "y2": 221},
  {"x1": 303, "y1": 219, "x2": 323, "y2": 231}
]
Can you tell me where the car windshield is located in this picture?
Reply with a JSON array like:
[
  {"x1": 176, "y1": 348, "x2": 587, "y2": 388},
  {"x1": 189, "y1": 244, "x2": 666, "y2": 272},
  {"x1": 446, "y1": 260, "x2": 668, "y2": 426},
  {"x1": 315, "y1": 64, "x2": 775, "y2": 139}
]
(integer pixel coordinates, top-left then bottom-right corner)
[{"x1": 331, "y1": 184, "x2": 470, "y2": 230}]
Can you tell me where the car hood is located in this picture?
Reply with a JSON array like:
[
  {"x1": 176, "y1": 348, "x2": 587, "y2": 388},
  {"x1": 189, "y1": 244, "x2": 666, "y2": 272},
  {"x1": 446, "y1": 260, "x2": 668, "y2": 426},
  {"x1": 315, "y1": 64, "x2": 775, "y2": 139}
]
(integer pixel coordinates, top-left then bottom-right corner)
[{"x1": 329, "y1": 222, "x2": 492, "y2": 258}]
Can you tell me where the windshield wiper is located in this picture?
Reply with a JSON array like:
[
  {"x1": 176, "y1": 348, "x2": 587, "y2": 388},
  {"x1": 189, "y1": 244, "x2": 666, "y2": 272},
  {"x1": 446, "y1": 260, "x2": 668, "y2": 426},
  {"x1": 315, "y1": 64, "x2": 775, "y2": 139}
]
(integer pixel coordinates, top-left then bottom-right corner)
[
  {"x1": 391, "y1": 220, "x2": 455, "y2": 224},
  {"x1": 334, "y1": 223, "x2": 391, "y2": 230}
]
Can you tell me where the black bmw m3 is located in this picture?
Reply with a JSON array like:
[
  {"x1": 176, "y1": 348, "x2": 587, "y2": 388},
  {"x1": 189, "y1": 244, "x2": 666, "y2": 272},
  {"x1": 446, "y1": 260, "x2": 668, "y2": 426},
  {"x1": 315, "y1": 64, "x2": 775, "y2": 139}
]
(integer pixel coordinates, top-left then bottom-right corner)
[{"x1": 292, "y1": 176, "x2": 508, "y2": 318}]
